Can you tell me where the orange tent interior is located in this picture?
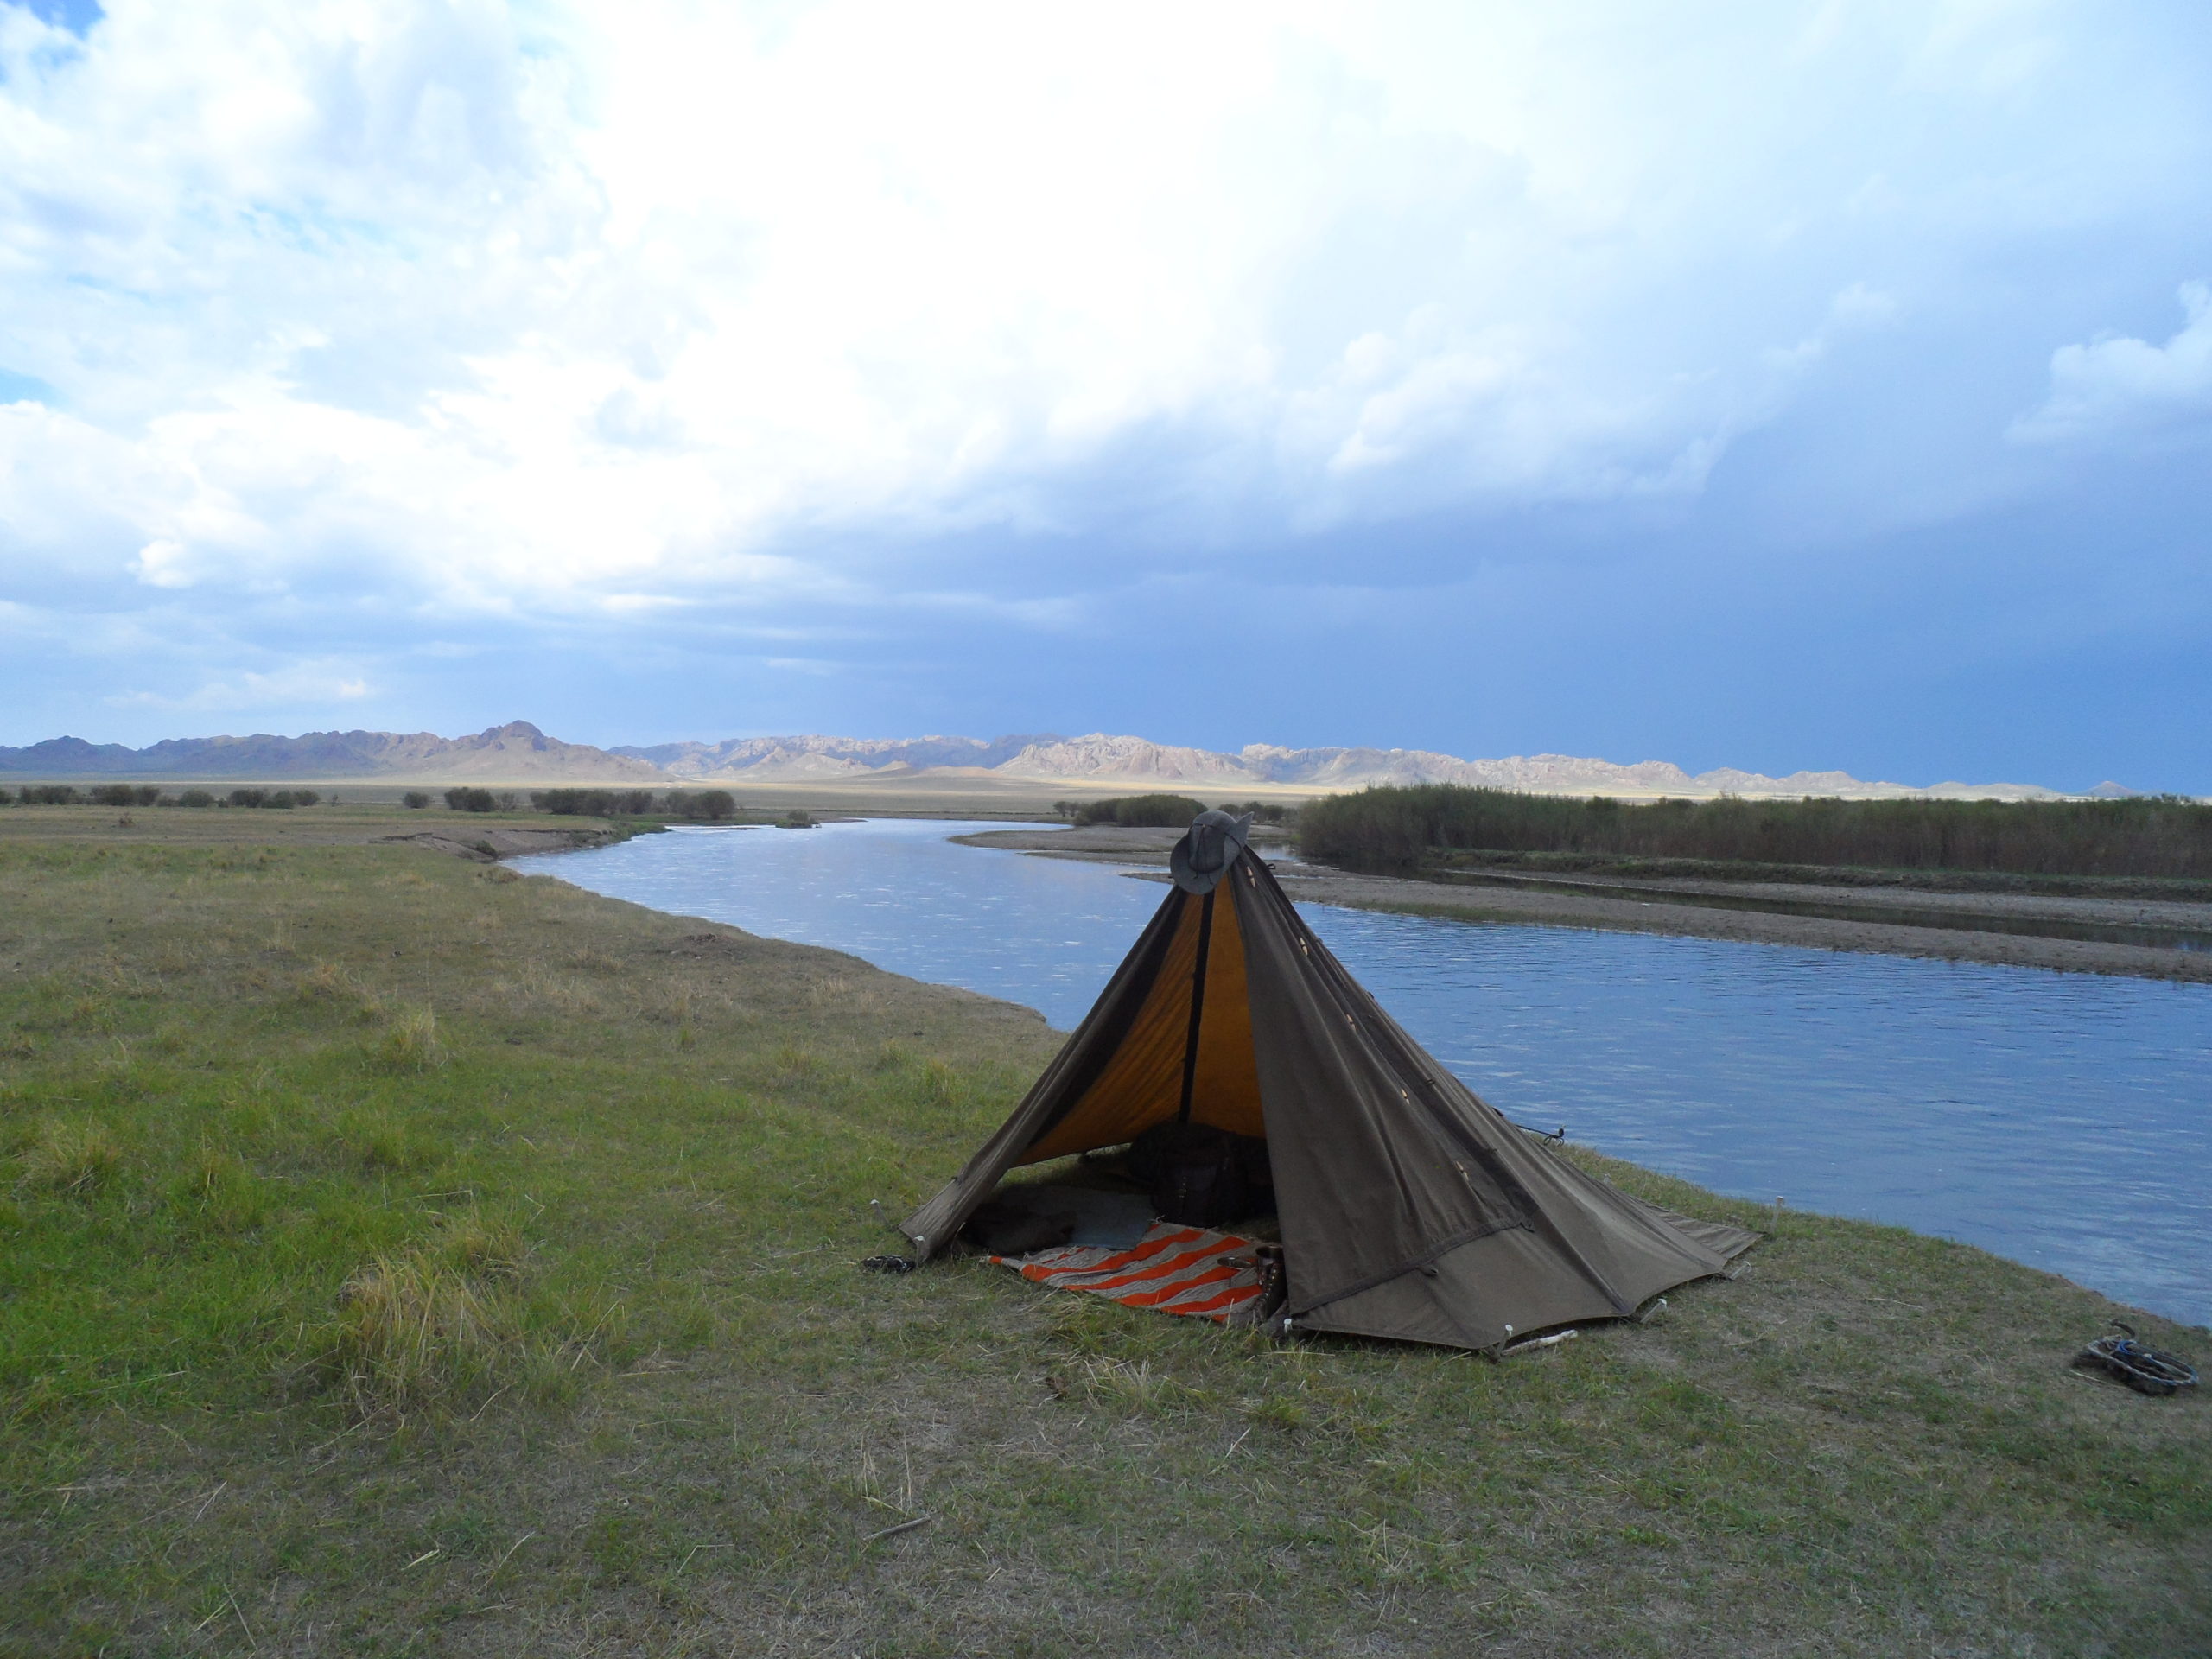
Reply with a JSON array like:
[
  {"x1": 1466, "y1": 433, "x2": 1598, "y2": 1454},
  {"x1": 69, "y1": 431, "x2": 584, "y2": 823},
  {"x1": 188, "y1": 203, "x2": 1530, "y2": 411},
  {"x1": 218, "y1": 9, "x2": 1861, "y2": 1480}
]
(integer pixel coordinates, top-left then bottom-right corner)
[{"x1": 1018, "y1": 890, "x2": 1264, "y2": 1162}]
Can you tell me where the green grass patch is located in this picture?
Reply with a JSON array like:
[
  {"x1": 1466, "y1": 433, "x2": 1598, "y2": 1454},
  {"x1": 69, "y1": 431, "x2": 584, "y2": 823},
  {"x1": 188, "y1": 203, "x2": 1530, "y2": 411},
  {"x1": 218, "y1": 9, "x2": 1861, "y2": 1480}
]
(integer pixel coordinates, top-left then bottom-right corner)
[{"x1": 0, "y1": 822, "x2": 2204, "y2": 1654}]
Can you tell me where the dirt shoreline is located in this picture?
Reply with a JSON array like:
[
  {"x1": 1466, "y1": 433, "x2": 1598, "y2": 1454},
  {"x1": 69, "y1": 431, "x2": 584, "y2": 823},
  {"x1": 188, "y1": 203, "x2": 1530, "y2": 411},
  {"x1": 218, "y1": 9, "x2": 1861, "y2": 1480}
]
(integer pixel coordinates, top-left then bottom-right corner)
[
  {"x1": 956, "y1": 827, "x2": 2212, "y2": 983},
  {"x1": 377, "y1": 825, "x2": 624, "y2": 861}
]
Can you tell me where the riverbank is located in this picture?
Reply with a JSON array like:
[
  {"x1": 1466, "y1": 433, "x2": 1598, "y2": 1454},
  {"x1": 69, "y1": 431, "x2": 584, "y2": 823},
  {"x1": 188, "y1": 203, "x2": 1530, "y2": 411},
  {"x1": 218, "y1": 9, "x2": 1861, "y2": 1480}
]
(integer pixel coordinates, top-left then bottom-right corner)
[
  {"x1": 0, "y1": 799, "x2": 630, "y2": 857},
  {"x1": 957, "y1": 827, "x2": 2212, "y2": 982},
  {"x1": 3, "y1": 818, "x2": 2206, "y2": 1654}
]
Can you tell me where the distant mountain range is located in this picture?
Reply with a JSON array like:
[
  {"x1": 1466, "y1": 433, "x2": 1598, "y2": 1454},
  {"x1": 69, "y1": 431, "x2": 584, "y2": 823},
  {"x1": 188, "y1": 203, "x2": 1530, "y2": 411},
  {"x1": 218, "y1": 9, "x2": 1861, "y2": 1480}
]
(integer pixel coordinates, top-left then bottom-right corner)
[
  {"x1": 0, "y1": 720, "x2": 2121, "y2": 800},
  {"x1": 0, "y1": 721, "x2": 660, "y2": 782}
]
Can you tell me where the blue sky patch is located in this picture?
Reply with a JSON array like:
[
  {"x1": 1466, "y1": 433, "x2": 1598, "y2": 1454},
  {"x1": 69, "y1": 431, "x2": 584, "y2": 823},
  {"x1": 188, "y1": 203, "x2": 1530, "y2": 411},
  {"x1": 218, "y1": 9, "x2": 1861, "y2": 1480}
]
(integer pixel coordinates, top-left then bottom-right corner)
[
  {"x1": 21, "y1": 0, "x2": 102, "y2": 37},
  {"x1": 0, "y1": 368, "x2": 58, "y2": 406}
]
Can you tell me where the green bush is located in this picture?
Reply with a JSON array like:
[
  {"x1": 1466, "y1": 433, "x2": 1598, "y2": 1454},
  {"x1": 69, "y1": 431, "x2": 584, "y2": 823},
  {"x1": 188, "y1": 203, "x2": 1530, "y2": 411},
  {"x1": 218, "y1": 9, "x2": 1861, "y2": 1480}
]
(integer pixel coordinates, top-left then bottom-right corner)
[
  {"x1": 1071, "y1": 793, "x2": 1209, "y2": 829},
  {"x1": 86, "y1": 784, "x2": 164, "y2": 807},
  {"x1": 401, "y1": 791, "x2": 430, "y2": 809},
  {"x1": 1217, "y1": 798, "x2": 1289, "y2": 825},
  {"x1": 19, "y1": 785, "x2": 78, "y2": 805},
  {"x1": 530, "y1": 788, "x2": 658, "y2": 817},
  {"x1": 1296, "y1": 784, "x2": 2212, "y2": 879},
  {"x1": 227, "y1": 789, "x2": 267, "y2": 809},
  {"x1": 662, "y1": 790, "x2": 737, "y2": 821},
  {"x1": 444, "y1": 787, "x2": 497, "y2": 813},
  {"x1": 177, "y1": 789, "x2": 215, "y2": 809}
]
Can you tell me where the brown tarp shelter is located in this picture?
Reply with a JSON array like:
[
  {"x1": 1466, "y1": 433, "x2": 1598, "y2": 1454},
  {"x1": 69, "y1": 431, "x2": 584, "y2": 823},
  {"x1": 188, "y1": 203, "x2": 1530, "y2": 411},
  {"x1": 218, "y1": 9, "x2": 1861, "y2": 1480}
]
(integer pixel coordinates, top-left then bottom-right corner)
[{"x1": 904, "y1": 813, "x2": 1755, "y2": 1351}]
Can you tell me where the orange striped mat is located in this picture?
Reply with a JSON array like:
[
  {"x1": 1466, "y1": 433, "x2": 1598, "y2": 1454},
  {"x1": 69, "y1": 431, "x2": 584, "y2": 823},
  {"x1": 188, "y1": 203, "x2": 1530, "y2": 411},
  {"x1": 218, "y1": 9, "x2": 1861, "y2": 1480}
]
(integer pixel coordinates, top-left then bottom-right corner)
[{"x1": 991, "y1": 1223, "x2": 1265, "y2": 1323}]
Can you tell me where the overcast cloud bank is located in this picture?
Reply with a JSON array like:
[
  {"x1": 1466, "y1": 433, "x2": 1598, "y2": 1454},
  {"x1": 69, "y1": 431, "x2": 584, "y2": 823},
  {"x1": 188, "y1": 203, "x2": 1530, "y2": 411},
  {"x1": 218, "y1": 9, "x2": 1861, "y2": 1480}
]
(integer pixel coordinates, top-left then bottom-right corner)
[{"x1": 3, "y1": 2, "x2": 2209, "y2": 790}]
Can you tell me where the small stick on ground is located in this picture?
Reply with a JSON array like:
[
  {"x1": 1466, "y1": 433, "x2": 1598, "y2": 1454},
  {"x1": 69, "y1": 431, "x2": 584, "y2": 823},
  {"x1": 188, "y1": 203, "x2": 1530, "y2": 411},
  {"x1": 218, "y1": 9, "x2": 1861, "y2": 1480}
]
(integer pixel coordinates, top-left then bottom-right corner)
[{"x1": 861, "y1": 1514, "x2": 932, "y2": 1546}]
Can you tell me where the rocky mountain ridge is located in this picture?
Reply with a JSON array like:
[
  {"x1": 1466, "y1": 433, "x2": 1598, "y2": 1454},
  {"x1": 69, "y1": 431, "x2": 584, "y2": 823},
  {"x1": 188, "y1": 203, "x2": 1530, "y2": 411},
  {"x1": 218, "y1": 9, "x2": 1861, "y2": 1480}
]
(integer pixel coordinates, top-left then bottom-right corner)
[
  {"x1": 613, "y1": 733, "x2": 1056, "y2": 777},
  {"x1": 0, "y1": 721, "x2": 661, "y2": 781},
  {"x1": 0, "y1": 721, "x2": 2093, "y2": 799}
]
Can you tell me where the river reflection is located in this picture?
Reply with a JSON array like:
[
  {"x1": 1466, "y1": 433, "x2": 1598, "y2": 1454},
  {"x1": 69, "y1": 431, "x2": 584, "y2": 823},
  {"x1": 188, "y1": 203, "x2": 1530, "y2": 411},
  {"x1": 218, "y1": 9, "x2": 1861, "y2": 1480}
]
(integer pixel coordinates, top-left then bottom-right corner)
[{"x1": 513, "y1": 818, "x2": 2212, "y2": 1326}]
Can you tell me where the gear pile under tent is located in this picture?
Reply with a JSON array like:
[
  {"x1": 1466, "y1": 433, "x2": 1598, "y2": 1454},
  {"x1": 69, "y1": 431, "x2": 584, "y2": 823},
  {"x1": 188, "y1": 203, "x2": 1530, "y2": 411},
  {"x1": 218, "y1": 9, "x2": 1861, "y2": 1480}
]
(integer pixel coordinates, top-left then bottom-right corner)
[{"x1": 901, "y1": 812, "x2": 1756, "y2": 1351}]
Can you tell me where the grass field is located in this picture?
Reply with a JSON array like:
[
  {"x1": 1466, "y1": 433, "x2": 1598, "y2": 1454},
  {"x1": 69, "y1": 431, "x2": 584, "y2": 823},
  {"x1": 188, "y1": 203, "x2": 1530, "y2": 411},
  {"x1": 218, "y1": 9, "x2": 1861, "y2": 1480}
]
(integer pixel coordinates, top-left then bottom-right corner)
[{"x1": 1, "y1": 810, "x2": 2205, "y2": 1656}]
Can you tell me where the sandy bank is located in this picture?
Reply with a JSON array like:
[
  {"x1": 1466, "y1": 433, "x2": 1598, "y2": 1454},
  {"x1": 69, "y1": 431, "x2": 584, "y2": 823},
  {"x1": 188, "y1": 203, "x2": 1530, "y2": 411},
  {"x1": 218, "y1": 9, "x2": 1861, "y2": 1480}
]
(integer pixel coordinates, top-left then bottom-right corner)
[
  {"x1": 957, "y1": 827, "x2": 2212, "y2": 983},
  {"x1": 956, "y1": 823, "x2": 1295, "y2": 862}
]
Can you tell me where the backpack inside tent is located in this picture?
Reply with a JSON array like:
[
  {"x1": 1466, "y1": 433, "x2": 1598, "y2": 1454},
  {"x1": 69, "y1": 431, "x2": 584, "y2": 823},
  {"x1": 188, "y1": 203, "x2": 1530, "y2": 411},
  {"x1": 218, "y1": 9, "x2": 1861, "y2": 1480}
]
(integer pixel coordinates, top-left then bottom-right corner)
[{"x1": 901, "y1": 811, "x2": 1756, "y2": 1351}]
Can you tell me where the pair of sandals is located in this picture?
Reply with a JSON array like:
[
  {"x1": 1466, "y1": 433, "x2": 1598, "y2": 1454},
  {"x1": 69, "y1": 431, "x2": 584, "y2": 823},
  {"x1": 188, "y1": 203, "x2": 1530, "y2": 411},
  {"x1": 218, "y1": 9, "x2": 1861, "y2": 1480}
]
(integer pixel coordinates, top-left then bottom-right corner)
[{"x1": 2079, "y1": 1321, "x2": 2198, "y2": 1395}]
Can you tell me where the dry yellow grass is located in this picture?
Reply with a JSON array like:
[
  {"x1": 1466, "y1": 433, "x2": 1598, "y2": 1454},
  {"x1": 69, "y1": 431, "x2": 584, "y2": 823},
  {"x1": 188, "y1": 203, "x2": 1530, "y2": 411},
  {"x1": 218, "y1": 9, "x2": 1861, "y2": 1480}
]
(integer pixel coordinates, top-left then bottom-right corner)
[
  {"x1": 370, "y1": 1003, "x2": 442, "y2": 1071},
  {"x1": 16, "y1": 1117, "x2": 122, "y2": 1195},
  {"x1": 330, "y1": 1246, "x2": 514, "y2": 1420}
]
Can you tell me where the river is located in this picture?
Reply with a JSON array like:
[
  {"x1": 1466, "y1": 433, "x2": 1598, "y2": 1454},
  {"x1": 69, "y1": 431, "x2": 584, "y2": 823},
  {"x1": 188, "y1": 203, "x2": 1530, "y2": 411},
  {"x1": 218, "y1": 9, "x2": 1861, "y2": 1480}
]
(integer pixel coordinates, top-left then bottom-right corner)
[{"x1": 512, "y1": 818, "x2": 2212, "y2": 1326}]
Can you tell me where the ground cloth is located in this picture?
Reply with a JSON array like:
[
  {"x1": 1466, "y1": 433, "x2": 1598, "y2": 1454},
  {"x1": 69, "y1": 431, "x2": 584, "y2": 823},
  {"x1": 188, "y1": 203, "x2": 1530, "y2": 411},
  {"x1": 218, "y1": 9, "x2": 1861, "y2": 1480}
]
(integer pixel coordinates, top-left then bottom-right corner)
[{"x1": 991, "y1": 1222, "x2": 1266, "y2": 1323}]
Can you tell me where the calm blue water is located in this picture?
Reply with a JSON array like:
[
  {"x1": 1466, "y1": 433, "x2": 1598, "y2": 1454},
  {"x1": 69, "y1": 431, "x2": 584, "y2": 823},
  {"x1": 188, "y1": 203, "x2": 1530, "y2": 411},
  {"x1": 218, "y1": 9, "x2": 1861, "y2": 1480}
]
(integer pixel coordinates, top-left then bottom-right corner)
[{"x1": 514, "y1": 819, "x2": 2212, "y2": 1327}]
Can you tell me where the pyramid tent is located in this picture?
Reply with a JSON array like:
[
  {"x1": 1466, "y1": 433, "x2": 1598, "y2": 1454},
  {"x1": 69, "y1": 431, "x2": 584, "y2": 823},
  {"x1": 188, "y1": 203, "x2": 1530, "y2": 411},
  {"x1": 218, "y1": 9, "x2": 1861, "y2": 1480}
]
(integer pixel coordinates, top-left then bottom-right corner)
[{"x1": 904, "y1": 812, "x2": 1755, "y2": 1351}]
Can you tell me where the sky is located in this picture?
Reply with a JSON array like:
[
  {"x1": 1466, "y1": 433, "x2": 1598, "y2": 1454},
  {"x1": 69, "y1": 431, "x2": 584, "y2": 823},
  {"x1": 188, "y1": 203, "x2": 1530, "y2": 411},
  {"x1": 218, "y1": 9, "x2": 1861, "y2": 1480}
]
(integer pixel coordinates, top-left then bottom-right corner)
[{"x1": 2, "y1": 1, "x2": 2209, "y2": 791}]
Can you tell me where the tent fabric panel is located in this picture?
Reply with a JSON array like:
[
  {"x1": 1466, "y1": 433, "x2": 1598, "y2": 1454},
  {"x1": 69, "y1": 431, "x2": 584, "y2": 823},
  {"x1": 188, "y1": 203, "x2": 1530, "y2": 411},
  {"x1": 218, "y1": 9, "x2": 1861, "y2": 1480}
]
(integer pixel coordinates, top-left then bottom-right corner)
[
  {"x1": 1231, "y1": 852, "x2": 1747, "y2": 1338},
  {"x1": 1630, "y1": 1201, "x2": 1759, "y2": 1262},
  {"x1": 1017, "y1": 887, "x2": 1264, "y2": 1162},
  {"x1": 1228, "y1": 857, "x2": 1528, "y2": 1313},
  {"x1": 1475, "y1": 1122, "x2": 1754, "y2": 1299},
  {"x1": 1292, "y1": 1224, "x2": 1662, "y2": 1352},
  {"x1": 1183, "y1": 884, "x2": 1266, "y2": 1139},
  {"x1": 1014, "y1": 892, "x2": 1203, "y2": 1161},
  {"x1": 1326, "y1": 988, "x2": 1757, "y2": 1307},
  {"x1": 899, "y1": 887, "x2": 1192, "y2": 1255}
]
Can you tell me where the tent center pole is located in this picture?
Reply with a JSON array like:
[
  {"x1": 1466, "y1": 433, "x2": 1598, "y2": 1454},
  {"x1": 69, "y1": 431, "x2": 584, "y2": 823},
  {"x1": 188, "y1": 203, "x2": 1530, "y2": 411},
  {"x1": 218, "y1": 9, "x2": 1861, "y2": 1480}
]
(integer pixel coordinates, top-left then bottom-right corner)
[{"x1": 1175, "y1": 889, "x2": 1216, "y2": 1124}]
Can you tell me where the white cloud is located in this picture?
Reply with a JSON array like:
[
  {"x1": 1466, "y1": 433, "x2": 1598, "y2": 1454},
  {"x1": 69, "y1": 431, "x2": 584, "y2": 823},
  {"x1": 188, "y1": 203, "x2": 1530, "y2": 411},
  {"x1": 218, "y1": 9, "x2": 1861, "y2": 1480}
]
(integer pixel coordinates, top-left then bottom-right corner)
[
  {"x1": 130, "y1": 538, "x2": 190, "y2": 588},
  {"x1": 0, "y1": 0, "x2": 2203, "y2": 644},
  {"x1": 2010, "y1": 283, "x2": 2212, "y2": 444},
  {"x1": 105, "y1": 660, "x2": 376, "y2": 713}
]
